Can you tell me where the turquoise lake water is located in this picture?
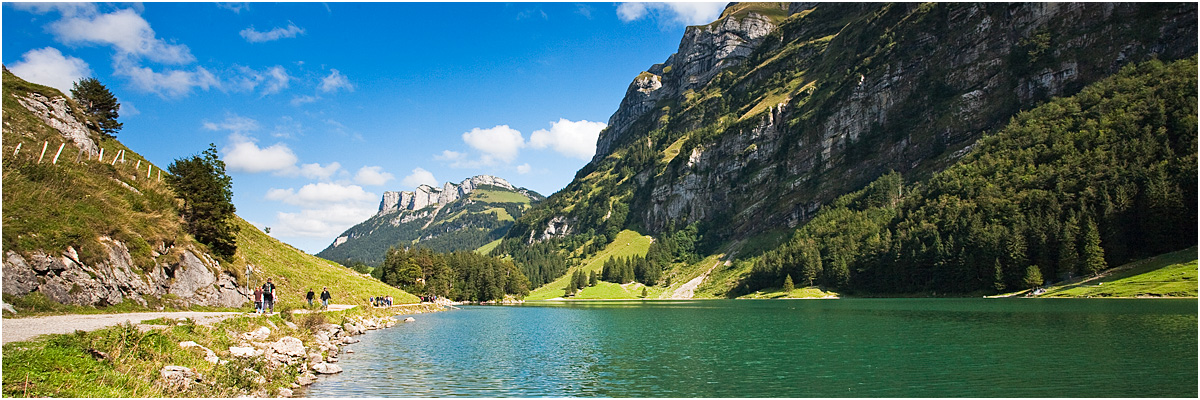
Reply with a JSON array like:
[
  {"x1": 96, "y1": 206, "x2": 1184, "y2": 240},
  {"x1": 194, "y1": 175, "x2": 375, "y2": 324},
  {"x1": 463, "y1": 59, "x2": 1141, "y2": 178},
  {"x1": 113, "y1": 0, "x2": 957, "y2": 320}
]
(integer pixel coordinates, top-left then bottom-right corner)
[{"x1": 305, "y1": 299, "x2": 1197, "y2": 397}]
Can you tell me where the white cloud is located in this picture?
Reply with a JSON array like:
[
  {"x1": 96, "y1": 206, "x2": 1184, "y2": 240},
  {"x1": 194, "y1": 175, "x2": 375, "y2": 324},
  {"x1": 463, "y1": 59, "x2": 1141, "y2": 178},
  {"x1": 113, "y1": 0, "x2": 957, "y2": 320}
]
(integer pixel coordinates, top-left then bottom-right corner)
[
  {"x1": 517, "y1": 163, "x2": 532, "y2": 174},
  {"x1": 271, "y1": 204, "x2": 377, "y2": 238},
  {"x1": 11, "y1": 3, "x2": 98, "y2": 18},
  {"x1": 435, "y1": 150, "x2": 466, "y2": 162},
  {"x1": 319, "y1": 69, "x2": 353, "y2": 93},
  {"x1": 231, "y1": 65, "x2": 290, "y2": 95},
  {"x1": 203, "y1": 114, "x2": 260, "y2": 134},
  {"x1": 240, "y1": 22, "x2": 305, "y2": 43},
  {"x1": 462, "y1": 125, "x2": 525, "y2": 164},
  {"x1": 49, "y1": 8, "x2": 194, "y2": 64},
  {"x1": 265, "y1": 182, "x2": 374, "y2": 208},
  {"x1": 400, "y1": 168, "x2": 438, "y2": 189},
  {"x1": 216, "y1": 3, "x2": 250, "y2": 13},
  {"x1": 270, "y1": 116, "x2": 302, "y2": 138},
  {"x1": 222, "y1": 136, "x2": 299, "y2": 174},
  {"x1": 119, "y1": 102, "x2": 140, "y2": 117},
  {"x1": 355, "y1": 166, "x2": 395, "y2": 186},
  {"x1": 297, "y1": 162, "x2": 342, "y2": 180},
  {"x1": 114, "y1": 56, "x2": 218, "y2": 97},
  {"x1": 529, "y1": 118, "x2": 607, "y2": 160},
  {"x1": 617, "y1": 2, "x2": 726, "y2": 26},
  {"x1": 8, "y1": 47, "x2": 93, "y2": 95},
  {"x1": 290, "y1": 95, "x2": 318, "y2": 106}
]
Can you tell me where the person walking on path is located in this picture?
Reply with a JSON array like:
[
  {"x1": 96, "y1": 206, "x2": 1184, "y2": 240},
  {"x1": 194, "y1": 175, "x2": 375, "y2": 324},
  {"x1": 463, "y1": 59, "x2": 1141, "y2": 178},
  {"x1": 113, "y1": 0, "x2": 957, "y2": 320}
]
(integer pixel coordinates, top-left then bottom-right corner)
[
  {"x1": 306, "y1": 288, "x2": 315, "y2": 307},
  {"x1": 262, "y1": 278, "x2": 276, "y2": 314},
  {"x1": 320, "y1": 287, "x2": 331, "y2": 310},
  {"x1": 253, "y1": 287, "x2": 263, "y2": 314}
]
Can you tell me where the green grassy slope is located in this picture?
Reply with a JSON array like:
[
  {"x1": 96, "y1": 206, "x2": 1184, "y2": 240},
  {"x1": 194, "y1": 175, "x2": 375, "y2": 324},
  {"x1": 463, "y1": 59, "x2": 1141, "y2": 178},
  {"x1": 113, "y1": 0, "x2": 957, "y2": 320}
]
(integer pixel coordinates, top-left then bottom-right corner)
[
  {"x1": 525, "y1": 230, "x2": 653, "y2": 300},
  {"x1": 1039, "y1": 248, "x2": 1197, "y2": 298},
  {"x1": 2, "y1": 68, "x2": 415, "y2": 312},
  {"x1": 229, "y1": 218, "x2": 417, "y2": 306}
]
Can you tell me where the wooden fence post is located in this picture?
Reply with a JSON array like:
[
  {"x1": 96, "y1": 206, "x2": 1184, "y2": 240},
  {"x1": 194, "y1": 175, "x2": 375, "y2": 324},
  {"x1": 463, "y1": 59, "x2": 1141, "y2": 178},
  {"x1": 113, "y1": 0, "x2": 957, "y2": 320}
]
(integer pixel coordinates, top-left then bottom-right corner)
[
  {"x1": 147, "y1": 164, "x2": 152, "y2": 179},
  {"x1": 13, "y1": 142, "x2": 22, "y2": 157},
  {"x1": 38, "y1": 141, "x2": 48, "y2": 163},
  {"x1": 98, "y1": 148, "x2": 105, "y2": 162},
  {"x1": 51, "y1": 143, "x2": 65, "y2": 164}
]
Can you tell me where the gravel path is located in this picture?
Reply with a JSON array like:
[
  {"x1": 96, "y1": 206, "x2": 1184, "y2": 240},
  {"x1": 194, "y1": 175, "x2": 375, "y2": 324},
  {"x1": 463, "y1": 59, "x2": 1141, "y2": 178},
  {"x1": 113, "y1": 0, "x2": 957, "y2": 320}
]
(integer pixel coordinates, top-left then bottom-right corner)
[
  {"x1": 2, "y1": 311, "x2": 244, "y2": 344},
  {"x1": 671, "y1": 260, "x2": 725, "y2": 299}
]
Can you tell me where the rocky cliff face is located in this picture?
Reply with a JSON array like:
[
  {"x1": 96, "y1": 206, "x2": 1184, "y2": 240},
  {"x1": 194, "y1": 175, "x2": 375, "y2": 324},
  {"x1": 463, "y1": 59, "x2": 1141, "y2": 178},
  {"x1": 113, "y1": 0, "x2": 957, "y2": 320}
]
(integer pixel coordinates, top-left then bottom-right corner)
[
  {"x1": 3, "y1": 239, "x2": 249, "y2": 308},
  {"x1": 376, "y1": 175, "x2": 529, "y2": 215},
  {"x1": 514, "y1": 2, "x2": 1197, "y2": 244}
]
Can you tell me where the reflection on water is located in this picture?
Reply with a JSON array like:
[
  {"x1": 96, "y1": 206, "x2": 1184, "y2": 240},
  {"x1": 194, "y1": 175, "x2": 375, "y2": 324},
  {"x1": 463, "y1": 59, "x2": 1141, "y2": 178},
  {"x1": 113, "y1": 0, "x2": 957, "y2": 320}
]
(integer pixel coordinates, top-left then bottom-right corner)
[{"x1": 305, "y1": 299, "x2": 1196, "y2": 397}]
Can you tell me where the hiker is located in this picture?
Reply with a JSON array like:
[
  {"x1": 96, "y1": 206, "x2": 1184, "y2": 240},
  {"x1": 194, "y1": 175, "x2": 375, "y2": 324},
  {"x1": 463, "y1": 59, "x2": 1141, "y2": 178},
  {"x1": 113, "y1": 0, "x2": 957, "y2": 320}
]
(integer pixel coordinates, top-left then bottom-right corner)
[
  {"x1": 306, "y1": 288, "x2": 315, "y2": 307},
  {"x1": 254, "y1": 287, "x2": 263, "y2": 314},
  {"x1": 320, "y1": 287, "x2": 331, "y2": 310},
  {"x1": 262, "y1": 278, "x2": 276, "y2": 314}
]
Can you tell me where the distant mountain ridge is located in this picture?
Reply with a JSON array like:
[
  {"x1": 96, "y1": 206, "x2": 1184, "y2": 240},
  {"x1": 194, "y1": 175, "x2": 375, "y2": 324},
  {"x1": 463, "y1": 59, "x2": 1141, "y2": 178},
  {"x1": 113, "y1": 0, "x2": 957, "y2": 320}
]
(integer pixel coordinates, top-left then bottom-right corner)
[{"x1": 317, "y1": 175, "x2": 543, "y2": 266}]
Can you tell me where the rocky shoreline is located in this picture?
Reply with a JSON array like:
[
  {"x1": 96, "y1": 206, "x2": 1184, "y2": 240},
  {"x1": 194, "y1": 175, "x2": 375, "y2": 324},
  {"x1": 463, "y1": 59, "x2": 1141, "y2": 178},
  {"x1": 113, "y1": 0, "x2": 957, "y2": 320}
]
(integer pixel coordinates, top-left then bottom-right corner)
[{"x1": 159, "y1": 303, "x2": 444, "y2": 397}]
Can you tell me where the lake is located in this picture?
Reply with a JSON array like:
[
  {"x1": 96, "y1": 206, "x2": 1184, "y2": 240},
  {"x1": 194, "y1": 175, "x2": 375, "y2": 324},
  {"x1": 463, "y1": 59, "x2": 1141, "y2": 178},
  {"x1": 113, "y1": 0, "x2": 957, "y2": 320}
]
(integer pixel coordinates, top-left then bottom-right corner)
[{"x1": 304, "y1": 299, "x2": 1197, "y2": 397}]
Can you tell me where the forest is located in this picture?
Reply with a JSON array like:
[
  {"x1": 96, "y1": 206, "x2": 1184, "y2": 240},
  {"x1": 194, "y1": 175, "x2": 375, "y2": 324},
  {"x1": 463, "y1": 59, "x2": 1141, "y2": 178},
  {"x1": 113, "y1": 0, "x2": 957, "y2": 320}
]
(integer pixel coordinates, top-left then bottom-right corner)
[
  {"x1": 372, "y1": 247, "x2": 530, "y2": 302},
  {"x1": 739, "y1": 57, "x2": 1197, "y2": 295}
]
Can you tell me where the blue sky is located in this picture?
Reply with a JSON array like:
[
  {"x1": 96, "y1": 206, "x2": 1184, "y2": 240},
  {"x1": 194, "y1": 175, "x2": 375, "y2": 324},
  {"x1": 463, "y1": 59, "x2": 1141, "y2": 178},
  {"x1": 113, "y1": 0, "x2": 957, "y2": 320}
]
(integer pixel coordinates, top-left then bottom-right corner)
[{"x1": 3, "y1": 2, "x2": 728, "y2": 254}]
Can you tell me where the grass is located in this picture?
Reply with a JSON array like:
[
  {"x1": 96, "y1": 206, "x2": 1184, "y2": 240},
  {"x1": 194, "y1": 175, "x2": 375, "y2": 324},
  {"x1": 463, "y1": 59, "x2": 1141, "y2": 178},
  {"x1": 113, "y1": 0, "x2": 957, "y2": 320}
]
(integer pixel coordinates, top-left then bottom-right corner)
[
  {"x1": 475, "y1": 239, "x2": 502, "y2": 255},
  {"x1": 469, "y1": 188, "x2": 531, "y2": 204},
  {"x1": 737, "y1": 286, "x2": 839, "y2": 299},
  {"x1": 1039, "y1": 247, "x2": 1197, "y2": 298},
  {"x1": 525, "y1": 230, "x2": 654, "y2": 300},
  {"x1": 229, "y1": 218, "x2": 418, "y2": 308},
  {"x1": 1, "y1": 304, "x2": 426, "y2": 397}
]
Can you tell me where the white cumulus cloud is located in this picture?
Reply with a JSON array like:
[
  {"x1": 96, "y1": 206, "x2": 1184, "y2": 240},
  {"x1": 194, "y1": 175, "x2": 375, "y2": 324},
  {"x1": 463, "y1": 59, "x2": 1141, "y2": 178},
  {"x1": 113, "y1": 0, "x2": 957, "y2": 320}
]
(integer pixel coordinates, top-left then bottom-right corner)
[
  {"x1": 49, "y1": 8, "x2": 194, "y2": 64},
  {"x1": 401, "y1": 168, "x2": 439, "y2": 189},
  {"x1": 266, "y1": 182, "x2": 379, "y2": 239},
  {"x1": 355, "y1": 166, "x2": 395, "y2": 186},
  {"x1": 265, "y1": 182, "x2": 374, "y2": 208},
  {"x1": 8, "y1": 47, "x2": 93, "y2": 95},
  {"x1": 221, "y1": 135, "x2": 299, "y2": 174},
  {"x1": 240, "y1": 22, "x2": 305, "y2": 43},
  {"x1": 297, "y1": 162, "x2": 342, "y2": 180},
  {"x1": 114, "y1": 56, "x2": 218, "y2": 98},
  {"x1": 517, "y1": 163, "x2": 532, "y2": 174},
  {"x1": 617, "y1": 2, "x2": 726, "y2": 26},
  {"x1": 529, "y1": 118, "x2": 607, "y2": 160},
  {"x1": 462, "y1": 125, "x2": 525, "y2": 164},
  {"x1": 319, "y1": 69, "x2": 353, "y2": 93}
]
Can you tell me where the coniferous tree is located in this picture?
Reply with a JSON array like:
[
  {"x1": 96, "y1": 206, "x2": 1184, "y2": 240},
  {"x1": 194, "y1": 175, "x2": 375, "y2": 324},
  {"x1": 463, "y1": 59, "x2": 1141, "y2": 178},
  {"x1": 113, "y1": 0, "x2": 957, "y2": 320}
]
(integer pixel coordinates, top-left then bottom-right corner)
[
  {"x1": 1081, "y1": 218, "x2": 1107, "y2": 276},
  {"x1": 783, "y1": 274, "x2": 795, "y2": 293},
  {"x1": 71, "y1": 77, "x2": 122, "y2": 137},
  {"x1": 1058, "y1": 216, "x2": 1080, "y2": 279},
  {"x1": 166, "y1": 144, "x2": 238, "y2": 261},
  {"x1": 1022, "y1": 265, "x2": 1044, "y2": 290}
]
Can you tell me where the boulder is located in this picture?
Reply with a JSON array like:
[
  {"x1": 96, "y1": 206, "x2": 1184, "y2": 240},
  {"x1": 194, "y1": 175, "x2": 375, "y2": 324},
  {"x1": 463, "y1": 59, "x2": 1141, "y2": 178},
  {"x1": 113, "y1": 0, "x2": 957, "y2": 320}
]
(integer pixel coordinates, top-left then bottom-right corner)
[
  {"x1": 241, "y1": 326, "x2": 271, "y2": 342},
  {"x1": 341, "y1": 336, "x2": 360, "y2": 344},
  {"x1": 284, "y1": 321, "x2": 299, "y2": 330},
  {"x1": 278, "y1": 388, "x2": 293, "y2": 398},
  {"x1": 160, "y1": 366, "x2": 197, "y2": 389},
  {"x1": 270, "y1": 337, "x2": 306, "y2": 357},
  {"x1": 296, "y1": 372, "x2": 318, "y2": 386},
  {"x1": 180, "y1": 341, "x2": 220, "y2": 364},
  {"x1": 312, "y1": 362, "x2": 343, "y2": 374},
  {"x1": 403, "y1": 317, "x2": 416, "y2": 322},
  {"x1": 229, "y1": 346, "x2": 262, "y2": 358}
]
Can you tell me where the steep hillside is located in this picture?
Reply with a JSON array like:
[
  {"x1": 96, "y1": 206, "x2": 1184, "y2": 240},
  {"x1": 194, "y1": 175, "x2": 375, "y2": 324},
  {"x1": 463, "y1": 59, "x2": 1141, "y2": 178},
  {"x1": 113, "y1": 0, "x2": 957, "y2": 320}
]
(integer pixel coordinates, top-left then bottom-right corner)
[
  {"x1": 1, "y1": 68, "x2": 412, "y2": 313},
  {"x1": 498, "y1": 3, "x2": 1196, "y2": 296},
  {"x1": 506, "y1": 2, "x2": 1195, "y2": 248},
  {"x1": 317, "y1": 175, "x2": 543, "y2": 266}
]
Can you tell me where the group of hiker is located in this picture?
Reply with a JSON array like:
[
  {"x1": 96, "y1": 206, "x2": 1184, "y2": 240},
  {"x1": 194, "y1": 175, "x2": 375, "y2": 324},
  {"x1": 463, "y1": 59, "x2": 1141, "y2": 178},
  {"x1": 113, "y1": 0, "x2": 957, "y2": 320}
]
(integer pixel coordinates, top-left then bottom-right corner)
[
  {"x1": 370, "y1": 295, "x2": 394, "y2": 307},
  {"x1": 252, "y1": 278, "x2": 333, "y2": 314}
]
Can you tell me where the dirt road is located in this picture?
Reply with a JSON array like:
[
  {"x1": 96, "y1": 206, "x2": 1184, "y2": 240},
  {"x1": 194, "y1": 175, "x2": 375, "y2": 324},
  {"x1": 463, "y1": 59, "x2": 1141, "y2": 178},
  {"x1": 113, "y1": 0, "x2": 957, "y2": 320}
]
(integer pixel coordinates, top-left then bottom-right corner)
[{"x1": 2, "y1": 311, "x2": 243, "y2": 344}]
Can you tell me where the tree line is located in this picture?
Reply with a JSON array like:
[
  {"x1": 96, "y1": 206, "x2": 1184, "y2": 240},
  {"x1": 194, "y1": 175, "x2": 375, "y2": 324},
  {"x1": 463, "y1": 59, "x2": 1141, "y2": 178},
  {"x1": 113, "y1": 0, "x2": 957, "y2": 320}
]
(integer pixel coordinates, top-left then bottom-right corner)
[
  {"x1": 739, "y1": 58, "x2": 1197, "y2": 295},
  {"x1": 373, "y1": 247, "x2": 530, "y2": 302}
]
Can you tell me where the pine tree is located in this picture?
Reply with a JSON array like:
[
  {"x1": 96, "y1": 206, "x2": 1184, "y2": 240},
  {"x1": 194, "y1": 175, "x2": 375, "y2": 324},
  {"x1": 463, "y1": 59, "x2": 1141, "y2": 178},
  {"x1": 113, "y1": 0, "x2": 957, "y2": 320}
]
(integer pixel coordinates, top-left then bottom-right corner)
[
  {"x1": 166, "y1": 144, "x2": 238, "y2": 261},
  {"x1": 1081, "y1": 218, "x2": 1107, "y2": 276},
  {"x1": 1057, "y1": 217, "x2": 1079, "y2": 279},
  {"x1": 589, "y1": 270, "x2": 598, "y2": 286},
  {"x1": 1022, "y1": 265, "x2": 1044, "y2": 290},
  {"x1": 641, "y1": 287, "x2": 648, "y2": 298},
  {"x1": 783, "y1": 274, "x2": 795, "y2": 294},
  {"x1": 70, "y1": 77, "x2": 122, "y2": 137}
]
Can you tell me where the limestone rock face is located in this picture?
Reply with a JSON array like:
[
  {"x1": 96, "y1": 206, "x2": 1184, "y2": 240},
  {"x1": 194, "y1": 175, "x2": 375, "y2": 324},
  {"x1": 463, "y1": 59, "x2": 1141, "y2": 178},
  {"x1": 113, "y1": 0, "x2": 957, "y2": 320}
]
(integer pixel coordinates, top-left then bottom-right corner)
[
  {"x1": 14, "y1": 93, "x2": 100, "y2": 158},
  {"x1": 375, "y1": 175, "x2": 523, "y2": 215},
  {"x1": 535, "y1": 2, "x2": 1197, "y2": 242}
]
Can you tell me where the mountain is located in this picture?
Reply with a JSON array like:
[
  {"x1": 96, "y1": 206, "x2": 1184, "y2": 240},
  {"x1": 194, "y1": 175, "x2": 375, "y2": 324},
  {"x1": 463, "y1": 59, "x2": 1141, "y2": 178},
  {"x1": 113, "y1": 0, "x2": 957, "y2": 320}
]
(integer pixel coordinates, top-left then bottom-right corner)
[
  {"x1": 1, "y1": 68, "x2": 415, "y2": 312},
  {"x1": 497, "y1": 3, "x2": 1197, "y2": 296},
  {"x1": 316, "y1": 175, "x2": 543, "y2": 266}
]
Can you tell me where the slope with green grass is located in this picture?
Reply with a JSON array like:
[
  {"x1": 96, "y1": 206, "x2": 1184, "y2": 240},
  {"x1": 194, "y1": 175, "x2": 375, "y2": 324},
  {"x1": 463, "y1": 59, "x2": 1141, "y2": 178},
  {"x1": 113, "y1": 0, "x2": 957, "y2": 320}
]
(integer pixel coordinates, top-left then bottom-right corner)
[
  {"x1": 1038, "y1": 248, "x2": 1198, "y2": 298},
  {"x1": 525, "y1": 230, "x2": 653, "y2": 300},
  {"x1": 2, "y1": 67, "x2": 414, "y2": 314}
]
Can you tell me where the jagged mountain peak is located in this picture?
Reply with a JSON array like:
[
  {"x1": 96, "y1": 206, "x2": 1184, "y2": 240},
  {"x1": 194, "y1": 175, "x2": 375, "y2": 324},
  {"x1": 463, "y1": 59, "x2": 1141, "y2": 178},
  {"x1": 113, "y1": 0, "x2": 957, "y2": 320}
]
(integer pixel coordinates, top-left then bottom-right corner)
[{"x1": 377, "y1": 174, "x2": 540, "y2": 215}]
